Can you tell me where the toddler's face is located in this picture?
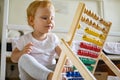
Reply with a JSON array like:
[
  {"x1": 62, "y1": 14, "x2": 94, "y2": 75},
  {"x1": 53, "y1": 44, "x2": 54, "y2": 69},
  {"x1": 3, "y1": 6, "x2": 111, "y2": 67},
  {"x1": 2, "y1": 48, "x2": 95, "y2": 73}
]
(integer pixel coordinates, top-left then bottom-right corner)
[{"x1": 32, "y1": 6, "x2": 55, "y2": 34}]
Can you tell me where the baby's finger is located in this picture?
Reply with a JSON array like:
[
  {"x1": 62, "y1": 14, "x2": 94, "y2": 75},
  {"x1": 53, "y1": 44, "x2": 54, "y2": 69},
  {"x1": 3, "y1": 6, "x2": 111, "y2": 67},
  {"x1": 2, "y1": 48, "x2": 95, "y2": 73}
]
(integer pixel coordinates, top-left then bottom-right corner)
[
  {"x1": 26, "y1": 42, "x2": 33, "y2": 47},
  {"x1": 25, "y1": 48, "x2": 32, "y2": 54},
  {"x1": 28, "y1": 42, "x2": 33, "y2": 46}
]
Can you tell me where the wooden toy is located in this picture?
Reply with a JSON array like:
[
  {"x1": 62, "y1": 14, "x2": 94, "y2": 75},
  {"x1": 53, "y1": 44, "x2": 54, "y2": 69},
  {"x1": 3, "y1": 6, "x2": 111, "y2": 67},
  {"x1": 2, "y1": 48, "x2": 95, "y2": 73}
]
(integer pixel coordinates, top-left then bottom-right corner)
[{"x1": 52, "y1": 2, "x2": 120, "y2": 80}]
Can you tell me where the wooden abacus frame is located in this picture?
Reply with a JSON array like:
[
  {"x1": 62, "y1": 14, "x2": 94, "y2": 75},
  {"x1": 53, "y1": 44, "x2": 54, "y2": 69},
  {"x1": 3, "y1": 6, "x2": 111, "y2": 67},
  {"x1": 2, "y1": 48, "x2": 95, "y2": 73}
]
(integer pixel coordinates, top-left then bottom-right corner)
[{"x1": 52, "y1": 2, "x2": 120, "y2": 80}]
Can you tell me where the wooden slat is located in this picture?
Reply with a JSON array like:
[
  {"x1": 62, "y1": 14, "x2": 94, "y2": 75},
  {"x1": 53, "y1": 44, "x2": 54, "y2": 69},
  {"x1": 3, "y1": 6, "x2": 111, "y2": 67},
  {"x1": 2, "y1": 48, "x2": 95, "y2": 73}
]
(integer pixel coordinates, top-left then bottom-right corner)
[
  {"x1": 52, "y1": 51, "x2": 67, "y2": 80},
  {"x1": 101, "y1": 52, "x2": 120, "y2": 78},
  {"x1": 67, "y1": 3, "x2": 85, "y2": 45}
]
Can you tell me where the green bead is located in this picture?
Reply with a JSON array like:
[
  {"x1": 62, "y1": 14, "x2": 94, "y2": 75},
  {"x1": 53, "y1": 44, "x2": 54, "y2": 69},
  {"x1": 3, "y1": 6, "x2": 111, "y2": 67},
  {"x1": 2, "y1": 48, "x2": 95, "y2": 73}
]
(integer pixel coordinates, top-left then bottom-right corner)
[
  {"x1": 79, "y1": 57, "x2": 96, "y2": 64},
  {"x1": 86, "y1": 65, "x2": 94, "y2": 71},
  {"x1": 72, "y1": 65, "x2": 77, "y2": 70}
]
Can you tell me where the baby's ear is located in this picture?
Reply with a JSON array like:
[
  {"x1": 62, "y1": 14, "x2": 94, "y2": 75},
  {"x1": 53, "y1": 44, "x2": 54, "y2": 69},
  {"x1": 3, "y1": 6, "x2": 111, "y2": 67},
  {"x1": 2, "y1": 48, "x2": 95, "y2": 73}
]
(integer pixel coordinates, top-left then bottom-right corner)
[{"x1": 28, "y1": 16, "x2": 34, "y2": 26}]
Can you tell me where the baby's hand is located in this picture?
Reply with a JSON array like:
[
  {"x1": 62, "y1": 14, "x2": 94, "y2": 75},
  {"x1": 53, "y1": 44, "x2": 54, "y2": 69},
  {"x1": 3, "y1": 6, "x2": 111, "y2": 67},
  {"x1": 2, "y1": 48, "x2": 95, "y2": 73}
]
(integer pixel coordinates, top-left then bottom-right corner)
[
  {"x1": 22, "y1": 42, "x2": 33, "y2": 54},
  {"x1": 62, "y1": 66, "x2": 73, "y2": 73}
]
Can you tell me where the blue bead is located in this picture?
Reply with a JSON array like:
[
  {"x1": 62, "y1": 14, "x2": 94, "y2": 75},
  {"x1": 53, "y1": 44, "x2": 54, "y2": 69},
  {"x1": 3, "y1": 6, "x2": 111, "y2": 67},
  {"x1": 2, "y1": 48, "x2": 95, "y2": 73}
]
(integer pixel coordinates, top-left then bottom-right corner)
[
  {"x1": 68, "y1": 79, "x2": 72, "y2": 80},
  {"x1": 74, "y1": 72, "x2": 81, "y2": 77},
  {"x1": 66, "y1": 72, "x2": 71, "y2": 77},
  {"x1": 71, "y1": 72, "x2": 75, "y2": 77}
]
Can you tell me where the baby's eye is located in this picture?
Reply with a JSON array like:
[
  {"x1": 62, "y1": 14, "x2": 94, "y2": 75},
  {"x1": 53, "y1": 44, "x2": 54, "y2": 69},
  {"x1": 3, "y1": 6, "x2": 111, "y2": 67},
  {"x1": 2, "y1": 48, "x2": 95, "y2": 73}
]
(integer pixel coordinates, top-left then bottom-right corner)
[
  {"x1": 51, "y1": 17, "x2": 54, "y2": 20},
  {"x1": 41, "y1": 17, "x2": 48, "y2": 20}
]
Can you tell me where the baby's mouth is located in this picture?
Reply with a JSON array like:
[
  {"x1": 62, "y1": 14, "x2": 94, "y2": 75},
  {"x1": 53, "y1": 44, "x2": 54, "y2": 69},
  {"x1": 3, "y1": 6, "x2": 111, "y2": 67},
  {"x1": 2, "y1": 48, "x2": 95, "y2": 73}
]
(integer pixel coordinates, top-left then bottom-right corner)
[{"x1": 46, "y1": 25, "x2": 53, "y2": 29}]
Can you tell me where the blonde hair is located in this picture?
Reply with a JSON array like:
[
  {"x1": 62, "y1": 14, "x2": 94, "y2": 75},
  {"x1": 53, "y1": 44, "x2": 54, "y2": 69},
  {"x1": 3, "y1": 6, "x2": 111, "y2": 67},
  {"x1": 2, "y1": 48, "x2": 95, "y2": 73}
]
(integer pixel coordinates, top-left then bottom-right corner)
[{"x1": 27, "y1": 0, "x2": 54, "y2": 26}]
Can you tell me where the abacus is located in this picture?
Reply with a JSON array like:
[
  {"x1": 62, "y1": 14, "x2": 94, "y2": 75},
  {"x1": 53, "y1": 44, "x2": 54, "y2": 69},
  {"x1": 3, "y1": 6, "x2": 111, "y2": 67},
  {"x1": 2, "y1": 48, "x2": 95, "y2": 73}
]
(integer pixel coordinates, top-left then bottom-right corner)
[{"x1": 52, "y1": 2, "x2": 120, "y2": 80}]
